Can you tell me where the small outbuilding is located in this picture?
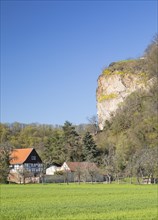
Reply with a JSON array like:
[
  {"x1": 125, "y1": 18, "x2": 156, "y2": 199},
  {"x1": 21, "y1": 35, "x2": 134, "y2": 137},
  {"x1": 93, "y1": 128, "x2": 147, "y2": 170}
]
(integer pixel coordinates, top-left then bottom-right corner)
[{"x1": 46, "y1": 163, "x2": 61, "y2": 175}]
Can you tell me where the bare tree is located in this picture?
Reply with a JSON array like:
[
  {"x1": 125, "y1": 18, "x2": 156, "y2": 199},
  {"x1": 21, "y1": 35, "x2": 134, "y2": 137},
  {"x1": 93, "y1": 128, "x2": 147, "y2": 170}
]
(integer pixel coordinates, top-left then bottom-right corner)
[
  {"x1": 17, "y1": 167, "x2": 32, "y2": 184},
  {"x1": 87, "y1": 163, "x2": 99, "y2": 183},
  {"x1": 132, "y1": 148, "x2": 158, "y2": 184},
  {"x1": 102, "y1": 147, "x2": 115, "y2": 183},
  {"x1": 87, "y1": 115, "x2": 99, "y2": 135},
  {"x1": 74, "y1": 166, "x2": 82, "y2": 184}
]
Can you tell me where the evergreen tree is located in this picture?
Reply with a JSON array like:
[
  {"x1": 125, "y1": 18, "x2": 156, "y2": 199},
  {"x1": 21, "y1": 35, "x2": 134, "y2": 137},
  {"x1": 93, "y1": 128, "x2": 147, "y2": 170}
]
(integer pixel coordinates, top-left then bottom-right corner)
[
  {"x1": 62, "y1": 121, "x2": 82, "y2": 161},
  {"x1": 42, "y1": 130, "x2": 64, "y2": 167},
  {"x1": 82, "y1": 132, "x2": 98, "y2": 162}
]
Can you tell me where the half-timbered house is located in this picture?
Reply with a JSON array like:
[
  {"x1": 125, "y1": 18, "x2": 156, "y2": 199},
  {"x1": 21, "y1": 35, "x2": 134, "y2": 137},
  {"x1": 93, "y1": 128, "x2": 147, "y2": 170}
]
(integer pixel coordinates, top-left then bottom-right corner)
[{"x1": 9, "y1": 148, "x2": 43, "y2": 183}]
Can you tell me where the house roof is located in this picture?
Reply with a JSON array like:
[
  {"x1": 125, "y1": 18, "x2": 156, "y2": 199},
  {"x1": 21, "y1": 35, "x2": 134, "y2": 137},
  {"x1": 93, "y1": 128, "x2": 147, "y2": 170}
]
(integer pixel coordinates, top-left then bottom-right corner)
[
  {"x1": 65, "y1": 162, "x2": 98, "y2": 172},
  {"x1": 10, "y1": 148, "x2": 34, "y2": 165}
]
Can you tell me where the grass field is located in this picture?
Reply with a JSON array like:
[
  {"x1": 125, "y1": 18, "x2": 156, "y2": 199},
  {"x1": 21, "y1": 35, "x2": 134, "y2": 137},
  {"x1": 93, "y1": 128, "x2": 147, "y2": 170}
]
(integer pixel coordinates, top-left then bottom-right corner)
[{"x1": 0, "y1": 183, "x2": 157, "y2": 220}]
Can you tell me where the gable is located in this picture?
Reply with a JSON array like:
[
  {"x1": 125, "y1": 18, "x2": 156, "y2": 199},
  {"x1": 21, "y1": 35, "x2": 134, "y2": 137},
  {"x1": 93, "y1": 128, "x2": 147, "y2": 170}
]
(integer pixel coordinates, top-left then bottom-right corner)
[
  {"x1": 61, "y1": 162, "x2": 71, "y2": 171},
  {"x1": 25, "y1": 149, "x2": 42, "y2": 163},
  {"x1": 10, "y1": 148, "x2": 42, "y2": 165}
]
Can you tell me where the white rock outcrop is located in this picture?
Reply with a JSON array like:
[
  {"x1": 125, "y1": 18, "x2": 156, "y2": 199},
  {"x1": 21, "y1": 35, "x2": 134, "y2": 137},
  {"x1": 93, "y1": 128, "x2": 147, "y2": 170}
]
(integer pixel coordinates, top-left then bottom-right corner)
[{"x1": 96, "y1": 72, "x2": 146, "y2": 130}]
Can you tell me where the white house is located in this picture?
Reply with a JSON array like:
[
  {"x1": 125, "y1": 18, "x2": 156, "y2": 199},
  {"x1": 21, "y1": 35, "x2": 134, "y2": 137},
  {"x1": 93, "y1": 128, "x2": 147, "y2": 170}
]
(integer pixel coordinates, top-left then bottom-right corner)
[{"x1": 46, "y1": 163, "x2": 61, "y2": 175}]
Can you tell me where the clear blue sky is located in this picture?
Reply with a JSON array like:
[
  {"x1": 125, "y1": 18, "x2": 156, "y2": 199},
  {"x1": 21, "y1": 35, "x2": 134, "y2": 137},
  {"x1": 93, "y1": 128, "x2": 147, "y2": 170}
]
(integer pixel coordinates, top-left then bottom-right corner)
[{"x1": 1, "y1": 0, "x2": 157, "y2": 125}]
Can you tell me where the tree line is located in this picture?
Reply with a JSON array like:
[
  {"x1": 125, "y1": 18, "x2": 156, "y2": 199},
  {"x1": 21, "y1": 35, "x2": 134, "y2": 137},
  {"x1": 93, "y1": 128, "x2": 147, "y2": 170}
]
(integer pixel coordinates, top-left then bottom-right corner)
[{"x1": 0, "y1": 121, "x2": 99, "y2": 183}]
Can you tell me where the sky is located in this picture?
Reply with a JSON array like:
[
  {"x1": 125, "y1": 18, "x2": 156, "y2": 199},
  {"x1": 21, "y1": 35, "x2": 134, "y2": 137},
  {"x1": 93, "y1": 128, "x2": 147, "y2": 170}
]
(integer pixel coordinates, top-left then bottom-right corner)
[{"x1": 1, "y1": 0, "x2": 157, "y2": 126}]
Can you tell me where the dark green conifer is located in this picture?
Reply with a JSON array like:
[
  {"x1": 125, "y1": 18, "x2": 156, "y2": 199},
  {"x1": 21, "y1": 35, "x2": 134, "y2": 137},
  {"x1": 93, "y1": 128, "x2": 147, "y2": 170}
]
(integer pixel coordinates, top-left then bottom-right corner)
[{"x1": 82, "y1": 132, "x2": 98, "y2": 162}]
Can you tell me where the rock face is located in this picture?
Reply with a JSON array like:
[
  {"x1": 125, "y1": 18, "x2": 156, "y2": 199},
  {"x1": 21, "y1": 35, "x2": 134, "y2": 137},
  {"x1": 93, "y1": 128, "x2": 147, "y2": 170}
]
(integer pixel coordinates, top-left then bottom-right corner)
[{"x1": 96, "y1": 59, "x2": 148, "y2": 130}]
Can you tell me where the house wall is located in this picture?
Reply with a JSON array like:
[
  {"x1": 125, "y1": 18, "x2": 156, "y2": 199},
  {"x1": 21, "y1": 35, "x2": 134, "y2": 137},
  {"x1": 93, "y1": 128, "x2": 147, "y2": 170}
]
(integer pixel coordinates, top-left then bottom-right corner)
[
  {"x1": 60, "y1": 162, "x2": 70, "y2": 171},
  {"x1": 10, "y1": 163, "x2": 43, "y2": 174},
  {"x1": 8, "y1": 171, "x2": 41, "y2": 184},
  {"x1": 24, "y1": 163, "x2": 43, "y2": 174},
  {"x1": 46, "y1": 166, "x2": 61, "y2": 175}
]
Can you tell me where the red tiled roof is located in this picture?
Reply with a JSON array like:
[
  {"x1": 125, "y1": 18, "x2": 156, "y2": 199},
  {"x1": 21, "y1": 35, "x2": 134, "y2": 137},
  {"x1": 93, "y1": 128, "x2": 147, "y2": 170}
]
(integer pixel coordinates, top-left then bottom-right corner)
[
  {"x1": 66, "y1": 162, "x2": 98, "y2": 172},
  {"x1": 10, "y1": 148, "x2": 33, "y2": 165}
]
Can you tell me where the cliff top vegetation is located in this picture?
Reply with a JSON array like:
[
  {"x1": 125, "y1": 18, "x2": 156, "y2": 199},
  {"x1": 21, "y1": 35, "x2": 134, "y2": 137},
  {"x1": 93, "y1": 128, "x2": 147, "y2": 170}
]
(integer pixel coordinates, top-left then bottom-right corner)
[{"x1": 102, "y1": 58, "x2": 148, "y2": 77}]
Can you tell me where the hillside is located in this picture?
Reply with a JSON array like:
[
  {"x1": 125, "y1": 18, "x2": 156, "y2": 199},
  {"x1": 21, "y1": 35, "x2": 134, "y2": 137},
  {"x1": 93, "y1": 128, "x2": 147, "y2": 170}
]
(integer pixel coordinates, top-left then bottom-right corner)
[{"x1": 95, "y1": 35, "x2": 157, "y2": 182}]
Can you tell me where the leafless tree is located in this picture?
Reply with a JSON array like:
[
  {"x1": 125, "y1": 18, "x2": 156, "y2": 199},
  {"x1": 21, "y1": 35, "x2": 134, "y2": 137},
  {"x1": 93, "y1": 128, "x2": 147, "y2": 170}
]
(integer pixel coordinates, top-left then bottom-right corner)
[
  {"x1": 87, "y1": 115, "x2": 99, "y2": 135},
  {"x1": 74, "y1": 166, "x2": 83, "y2": 184}
]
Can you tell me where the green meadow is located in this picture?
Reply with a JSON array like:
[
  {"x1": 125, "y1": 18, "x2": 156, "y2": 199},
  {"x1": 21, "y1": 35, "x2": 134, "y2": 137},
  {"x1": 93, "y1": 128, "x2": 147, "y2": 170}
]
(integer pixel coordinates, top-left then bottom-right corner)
[{"x1": 0, "y1": 184, "x2": 157, "y2": 220}]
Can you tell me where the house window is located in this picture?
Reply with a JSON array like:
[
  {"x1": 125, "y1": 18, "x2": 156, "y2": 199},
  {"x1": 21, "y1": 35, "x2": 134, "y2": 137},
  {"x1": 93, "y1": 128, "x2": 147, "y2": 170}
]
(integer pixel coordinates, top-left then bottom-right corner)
[
  {"x1": 35, "y1": 168, "x2": 40, "y2": 172},
  {"x1": 31, "y1": 156, "x2": 36, "y2": 161},
  {"x1": 14, "y1": 164, "x2": 19, "y2": 169},
  {"x1": 24, "y1": 163, "x2": 29, "y2": 168}
]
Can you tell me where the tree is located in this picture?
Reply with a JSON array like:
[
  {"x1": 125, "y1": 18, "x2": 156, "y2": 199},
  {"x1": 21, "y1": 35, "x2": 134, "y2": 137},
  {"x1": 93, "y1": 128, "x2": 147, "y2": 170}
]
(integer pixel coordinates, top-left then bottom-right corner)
[
  {"x1": 132, "y1": 147, "x2": 158, "y2": 184},
  {"x1": 74, "y1": 166, "x2": 82, "y2": 184},
  {"x1": 87, "y1": 164, "x2": 99, "y2": 183},
  {"x1": 124, "y1": 157, "x2": 135, "y2": 184},
  {"x1": 82, "y1": 132, "x2": 98, "y2": 162},
  {"x1": 42, "y1": 130, "x2": 64, "y2": 167},
  {"x1": 62, "y1": 121, "x2": 82, "y2": 162},
  {"x1": 102, "y1": 147, "x2": 115, "y2": 183},
  {"x1": 0, "y1": 124, "x2": 11, "y2": 143},
  {"x1": 0, "y1": 142, "x2": 13, "y2": 183},
  {"x1": 87, "y1": 115, "x2": 99, "y2": 134},
  {"x1": 17, "y1": 167, "x2": 33, "y2": 184},
  {"x1": 145, "y1": 34, "x2": 158, "y2": 78}
]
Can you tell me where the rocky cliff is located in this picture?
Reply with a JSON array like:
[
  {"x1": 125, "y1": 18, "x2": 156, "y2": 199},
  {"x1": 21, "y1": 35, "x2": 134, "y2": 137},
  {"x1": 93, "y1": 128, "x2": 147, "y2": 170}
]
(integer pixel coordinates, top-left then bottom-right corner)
[{"x1": 96, "y1": 59, "x2": 149, "y2": 130}]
